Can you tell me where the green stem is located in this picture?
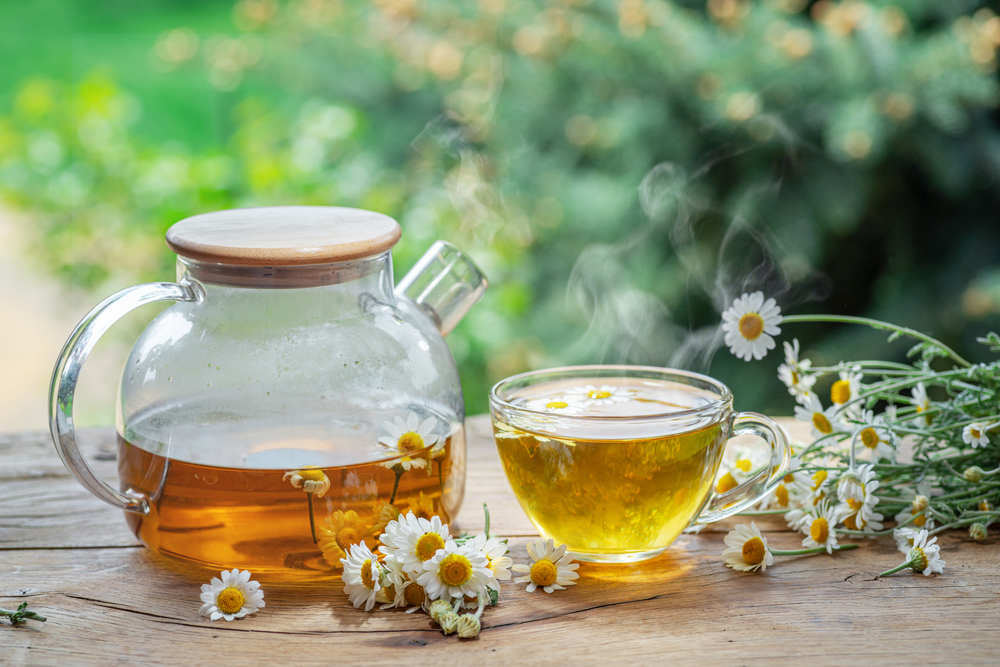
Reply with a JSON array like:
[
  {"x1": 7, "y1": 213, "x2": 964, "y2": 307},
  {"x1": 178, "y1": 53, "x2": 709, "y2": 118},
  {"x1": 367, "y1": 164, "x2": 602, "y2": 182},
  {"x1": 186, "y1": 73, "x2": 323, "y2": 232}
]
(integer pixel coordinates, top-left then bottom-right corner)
[
  {"x1": 781, "y1": 314, "x2": 971, "y2": 368},
  {"x1": 878, "y1": 560, "x2": 914, "y2": 577},
  {"x1": 307, "y1": 493, "x2": 317, "y2": 545},
  {"x1": 437, "y1": 459, "x2": 444, "y2": 495},
  {"x1": 0, "y1": 604, "x2": 46, "y2": 624},
  {"x1": 389, "y1": 466, "x2": 404, "y2": 505},
  {"x1": 483, "y1": 502, "x2": 491, "y2": 536},
  {"x1": 771, "y1": 544, "x2": 859, "y2": 556}
]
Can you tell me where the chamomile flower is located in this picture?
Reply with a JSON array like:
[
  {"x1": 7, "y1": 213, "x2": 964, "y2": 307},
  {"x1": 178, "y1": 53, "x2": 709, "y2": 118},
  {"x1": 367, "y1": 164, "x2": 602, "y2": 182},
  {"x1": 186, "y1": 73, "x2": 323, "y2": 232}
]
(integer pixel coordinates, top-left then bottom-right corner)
[
  {"x1": 341, "y1": 542, "x2": 383, "y2": 611},
  {"x1": 370, "y1": 500, "x2": 401, "y2": 538},
  {"x1": 721, "y1": 291, "x2": 783, "y2": 361},
  {"x1": 512, "y1": 538, "x2": 580, "y2": 593},
  {"x1": 283, "y1": 467, "x2": 330, "y2": 497},
  {"x1": 894, "y1": 527, "x2": 919, "y2": 554},
  {"x1": 962, "y1": 422, "x2": 992, "y2": 449},
  {"x1": 566, "y1": 385, "x2": 630, "y2": 406},
  {"x1": 378, "y1": 512, "x2": 451, "y2": 576},
  {"x1": 722, "y1": 522, "x2": 773, "y2": 572},
  {"x1": 784, "y1": 507, "x2": 812, "y2": 532},
  {"x1": 416, "y1": 540, "x2": 496, "y2": 600},
  {"x1": 911, "y1": 383, "x2": 933, "y2": 425},
  {"x1": 830, "y1": 365, "x2": 863, "y2": 410},
  {"x1": 403, "y1": 491, "x2": 437, "y2": 522},
  {"x1": 381, "y1": 555, "x2": 428, "y2": 612},
  {"x1": 806, "y1": 467, "x2": 833, "y2": 507},
  {"x1": 317, "y1": 510, "x2": 374, "y2": 569},
  {"x1": 777, "y1": 339, "x2": 816, "y2": 401},
  {"x1": 794, "y1": 394, "x2": 845, "y2": 439},
  {"x1": 801, "y1": 501, "x2": 842, "y2": 553},
  {"x1": 378, "y1": 414, "x2": 440, "y2": 471},
  {"x1": 905, "y1": 530, "x2": 946, "y2": 576},
  {"x1": 851, "y1": 410, "x2": 896, "y2": 463},
  {"x1": 836, "y1": 465, "x2": 883, "y2": 534},
  {"x1": 199, "y1": 569, "x2": 265, "y2": 622},
  {"x1": 467, "y1": 532, "x2": 514, "y2": 582},
  {"x1": 525, "y1": 396, "x2": 583, "y2": 413}
]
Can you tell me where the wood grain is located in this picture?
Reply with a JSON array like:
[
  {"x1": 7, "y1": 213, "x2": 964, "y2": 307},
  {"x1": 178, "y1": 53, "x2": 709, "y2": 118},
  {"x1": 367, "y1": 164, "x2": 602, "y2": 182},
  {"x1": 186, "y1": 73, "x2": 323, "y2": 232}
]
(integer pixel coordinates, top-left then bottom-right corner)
[{"x1": 2, "y1": 417, "x2": 998, "y2": 666}]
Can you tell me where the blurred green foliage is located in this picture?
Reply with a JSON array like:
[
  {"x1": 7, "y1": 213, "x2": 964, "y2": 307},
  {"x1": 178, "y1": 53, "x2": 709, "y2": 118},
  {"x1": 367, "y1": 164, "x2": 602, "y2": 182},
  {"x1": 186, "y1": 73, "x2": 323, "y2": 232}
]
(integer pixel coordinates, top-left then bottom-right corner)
[{"x1": 3, "y1": 0, "x2": 1000, "y2": 416}]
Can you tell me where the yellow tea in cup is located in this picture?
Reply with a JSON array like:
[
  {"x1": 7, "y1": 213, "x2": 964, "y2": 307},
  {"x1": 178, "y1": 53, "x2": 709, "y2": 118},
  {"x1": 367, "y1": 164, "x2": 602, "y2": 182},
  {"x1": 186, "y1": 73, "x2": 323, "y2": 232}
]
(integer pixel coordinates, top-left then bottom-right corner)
[{"x1": 490, "y1": 366, "x2": 789, "y2": 563}]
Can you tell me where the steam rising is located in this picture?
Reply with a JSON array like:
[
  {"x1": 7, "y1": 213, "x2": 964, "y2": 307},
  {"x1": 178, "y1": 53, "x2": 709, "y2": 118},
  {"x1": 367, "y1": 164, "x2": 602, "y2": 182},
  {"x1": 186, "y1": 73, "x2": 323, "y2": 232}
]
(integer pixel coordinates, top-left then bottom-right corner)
[{"x1": 568, "y1": 157, "x2": 831, "y2": 372}]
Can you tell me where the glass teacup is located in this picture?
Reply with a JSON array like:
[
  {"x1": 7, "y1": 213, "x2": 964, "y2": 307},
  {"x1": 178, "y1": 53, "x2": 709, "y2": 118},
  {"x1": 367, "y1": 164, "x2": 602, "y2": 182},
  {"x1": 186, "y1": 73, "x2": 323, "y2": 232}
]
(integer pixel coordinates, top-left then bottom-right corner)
[{"x1": 489, "y1": 365, "x2": 789, "y2": 563}]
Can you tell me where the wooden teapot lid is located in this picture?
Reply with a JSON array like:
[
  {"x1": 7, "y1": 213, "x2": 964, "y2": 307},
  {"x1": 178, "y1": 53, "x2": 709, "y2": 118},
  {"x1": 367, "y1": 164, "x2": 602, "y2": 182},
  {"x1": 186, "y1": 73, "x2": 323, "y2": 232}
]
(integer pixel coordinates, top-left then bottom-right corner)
[{"x1": 166, "y1": 206, "x2": 401, "y2": 266}]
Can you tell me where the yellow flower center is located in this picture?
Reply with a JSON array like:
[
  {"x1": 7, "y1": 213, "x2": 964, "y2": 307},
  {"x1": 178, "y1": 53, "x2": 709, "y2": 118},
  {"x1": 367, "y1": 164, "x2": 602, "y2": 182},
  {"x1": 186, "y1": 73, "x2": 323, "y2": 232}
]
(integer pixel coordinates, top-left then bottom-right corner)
[
  {"x1": 587, "y1": 390, "x2": 612, "y2": 400},
  {"x1": 783, "y1": 472, "x2": 796, "y2": 484},
  {"x1": 361, "y1": 559, "x2": 376, "y2": 589},
  {"x1": 843, "y1": 513, "x2": 859, "y2": 531},
  {"x1": 846, "y1": 498, "x2": 863, "y2": 511},
  {"x1": 811, "y1": 470, "x2": 827, "y2": 490},
  {"x1": 298, "y1": 469, "x2": 326, "y2": 482},
  {"x1": 404, "y1": 583, "x2": 426, "y2": 607},
  {"x1": 738, "y1": 312, "x2": 764, "y2": 340},
  {"x1": 860, "y1": 427, "x2": 879, "y2": 450},
  {"x1": 910, "y1": 547, "x2": 928, "y2": 571},
  {"x1": 775, "y1": 484, "x2": 789, "y2": 507},
  {"x1": 981, "y1": 500, "x2": 993, "y2": 512},
  {"x1": 741, "y1": 536, "x2": 766, "y2": 565},
  {"x1": 216, "y1": 587, "x2": 244, "y2": 614},
  {"x1": 397, "y1": 432, "x2": 425, "y2": 453},
  {"x1": 812, "y1": 491, "x2": 825, "y2": 506},
  {"x1": 791, "y1": 369, "x2": 800, "y2": 384},
  {"x1": 812, "y1": 412, "x2": 832, "y2": 434},
  {"x1": 546, "y1": 401, "x2": 569, "y2": 409},
  {"x1": 971, "y1": 427, "x2": 982, "y2": 439},
  {"x1": 415, "y1": 532, "x2": 446, "y2": 561},
  {"x1": 336, "y1": 527, "x2": 361, "y2": 553},
  {"x1": 913, "y1": 513, "x2": 927, "y2": 528},
  {"x1": 530, "y1": 559, "x2": 558, "y2": 586},
  {"x1": 438, "y1": 554, "x2": 473, "y2": 586},
  {"x1": 830, "y1": 380, "x2": 851, "y2": 404},
  {"x1": 810, "y1": 517, "x2": 829, "y2": 544},
  {"x1": 716, "y1": 472, "x2": 738, "y2": 494},
  {"x1": 735, "y1": 458, "x2": 752, "y2": 473}
]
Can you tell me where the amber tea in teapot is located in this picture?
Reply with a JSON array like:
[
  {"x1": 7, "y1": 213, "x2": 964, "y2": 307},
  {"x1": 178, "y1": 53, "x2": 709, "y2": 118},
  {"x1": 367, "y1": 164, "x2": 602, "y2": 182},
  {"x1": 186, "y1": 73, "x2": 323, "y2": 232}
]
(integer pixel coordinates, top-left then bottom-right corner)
[{"x1": 50, "y1": 207, "x2": 486, "y2": 574}]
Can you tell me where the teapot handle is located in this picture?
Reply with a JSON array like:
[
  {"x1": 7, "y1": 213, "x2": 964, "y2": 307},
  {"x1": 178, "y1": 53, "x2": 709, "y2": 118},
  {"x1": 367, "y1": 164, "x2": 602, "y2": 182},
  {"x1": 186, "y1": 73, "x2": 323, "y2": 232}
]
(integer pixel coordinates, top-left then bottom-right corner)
[{"x1": 48, "y1": 282, "x2": 199, "y2": 514}]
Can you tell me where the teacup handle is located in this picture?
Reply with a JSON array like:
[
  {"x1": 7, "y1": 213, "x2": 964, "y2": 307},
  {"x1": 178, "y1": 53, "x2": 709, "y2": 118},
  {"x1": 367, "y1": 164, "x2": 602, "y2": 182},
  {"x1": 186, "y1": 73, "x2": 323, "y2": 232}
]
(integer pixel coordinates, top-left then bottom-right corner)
[
  {"x1": 692, "y1": 412, "x2": 791, "y2": 525},
  {"x1": 48, "y1": 282, "x2": 199, "y2": 515}
]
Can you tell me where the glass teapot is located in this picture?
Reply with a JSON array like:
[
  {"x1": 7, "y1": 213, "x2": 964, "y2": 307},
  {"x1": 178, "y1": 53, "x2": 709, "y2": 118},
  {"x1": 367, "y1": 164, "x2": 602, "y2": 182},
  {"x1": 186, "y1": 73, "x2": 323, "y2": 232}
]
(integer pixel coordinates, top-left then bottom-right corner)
[{"x1": 48, "y1": 206, "x2": 487, "y2": 573}]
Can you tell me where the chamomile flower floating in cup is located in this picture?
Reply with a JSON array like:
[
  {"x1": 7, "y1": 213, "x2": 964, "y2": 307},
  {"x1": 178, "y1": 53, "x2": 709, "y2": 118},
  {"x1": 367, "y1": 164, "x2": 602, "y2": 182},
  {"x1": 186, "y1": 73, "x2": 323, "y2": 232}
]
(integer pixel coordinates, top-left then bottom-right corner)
[
  {"x1": 283, "y1": 467, "x2": 330, "y2": 496},
  {"x1": 722, "y1": 523, "x2": 773, "y2": 572},
  {"x1": 199, "y1": 569, "x2": 265, "y2": 621},
  {"x1": 512, "y1": 538, "x2": 579, "y2": 594},
  {"x1": 416, "y1": 541, "x2": 497, "y2": 601},
  {"x1": 566, "y1": 385, "x2": 630, "y2": 406},
  {"x1": 341, "y1": 542, "x2": 383, "y2": 611},
  {"x1": 721, "y1": 291, "x2": 782, "y2": 361}
]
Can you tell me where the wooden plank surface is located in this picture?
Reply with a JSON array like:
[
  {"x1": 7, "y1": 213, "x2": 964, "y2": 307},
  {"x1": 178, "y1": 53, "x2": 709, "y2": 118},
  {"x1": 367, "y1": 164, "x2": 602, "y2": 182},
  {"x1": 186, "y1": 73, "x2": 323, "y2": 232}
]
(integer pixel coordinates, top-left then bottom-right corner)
[{"x1": 1, "y1": 416, "x2": 998, "y2": 666}]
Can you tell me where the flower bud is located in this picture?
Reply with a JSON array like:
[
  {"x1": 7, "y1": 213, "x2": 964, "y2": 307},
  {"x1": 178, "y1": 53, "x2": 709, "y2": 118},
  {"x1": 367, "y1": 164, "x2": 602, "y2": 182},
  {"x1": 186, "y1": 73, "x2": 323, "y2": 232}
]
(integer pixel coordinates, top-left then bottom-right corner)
[
  {"x1": 980, "y1": 500, "x2": 993, "y2": 512},
  {"x1": 964, "y1": 466, "x2": 985, "y2": 483},
  {"x1": 912, "y1": 495, "x2": 929, "y2": 512},
  {"x1": 428, "y1": 600, "x2": 452, "y2": 623},
  {"x1": 438, "y1": 611, "x2": 460, "y2": 635},
  {"x1": 456, "y1": 613, "x2": 481, "y2": 638},
  {"x1": 970, "y1": 523, "x2": 988, "y2": 541}
]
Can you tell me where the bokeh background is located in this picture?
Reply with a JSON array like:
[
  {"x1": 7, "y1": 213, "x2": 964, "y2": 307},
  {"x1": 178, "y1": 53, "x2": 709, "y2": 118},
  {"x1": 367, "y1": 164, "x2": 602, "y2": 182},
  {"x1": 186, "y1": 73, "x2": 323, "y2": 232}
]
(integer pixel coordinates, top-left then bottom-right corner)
[{"x1": 4, "y1": 0, "x2": 1000, "y2": 431}]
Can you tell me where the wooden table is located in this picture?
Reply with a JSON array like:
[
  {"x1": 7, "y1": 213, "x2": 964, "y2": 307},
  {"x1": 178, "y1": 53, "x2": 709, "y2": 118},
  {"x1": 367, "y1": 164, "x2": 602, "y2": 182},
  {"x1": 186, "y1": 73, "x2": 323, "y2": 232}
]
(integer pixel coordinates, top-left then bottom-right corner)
[{"x1": 2, "y1": 417, "x2": 997, "y2": 665}]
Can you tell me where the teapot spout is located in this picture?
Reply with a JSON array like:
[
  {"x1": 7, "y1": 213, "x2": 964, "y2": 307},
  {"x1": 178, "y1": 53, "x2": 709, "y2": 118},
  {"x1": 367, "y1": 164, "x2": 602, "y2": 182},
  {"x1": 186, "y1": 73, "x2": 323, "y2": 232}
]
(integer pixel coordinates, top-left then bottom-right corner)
[{"x1": 395, "y1": 241, "x2": 488, "y2": 335}]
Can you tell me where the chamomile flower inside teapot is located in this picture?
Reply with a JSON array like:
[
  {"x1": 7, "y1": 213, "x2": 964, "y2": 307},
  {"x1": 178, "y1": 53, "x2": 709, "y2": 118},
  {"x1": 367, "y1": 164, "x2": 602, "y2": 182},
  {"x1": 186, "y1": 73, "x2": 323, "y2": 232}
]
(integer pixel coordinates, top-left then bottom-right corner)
[{"x1": 49, "y1": 206, "x2": 487, "y2": 572}]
